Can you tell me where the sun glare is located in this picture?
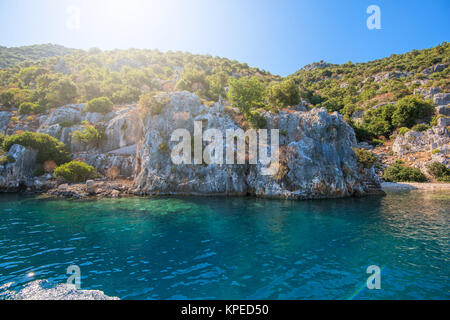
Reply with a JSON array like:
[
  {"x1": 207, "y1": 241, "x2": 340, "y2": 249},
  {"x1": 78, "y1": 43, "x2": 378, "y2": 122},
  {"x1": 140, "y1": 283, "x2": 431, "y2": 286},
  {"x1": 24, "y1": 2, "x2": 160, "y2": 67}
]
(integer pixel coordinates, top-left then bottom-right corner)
[{"x1": 101, "y1": 0, "x2": 146, "y2": 23}]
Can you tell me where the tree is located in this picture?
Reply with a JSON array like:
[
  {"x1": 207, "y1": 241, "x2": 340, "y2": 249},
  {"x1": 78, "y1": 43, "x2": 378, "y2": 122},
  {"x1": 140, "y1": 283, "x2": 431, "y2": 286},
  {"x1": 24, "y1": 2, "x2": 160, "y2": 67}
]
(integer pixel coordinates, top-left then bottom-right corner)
[
  {"x1": 54, "y1": 161, "x2": 98, "y2": 183},
  {"x1": 84, "y1": 97, "x2": 113, "y2": 114},
  {"x1": 227, "y1": 77, "x2": 265, "y2": 117},
  {"x1": 391, "y1": 96, "x2": 434, "y2": 128},
  {"x1": 265, "y1": 79, "x2": 300, "y2": 110},
  {"x1": 46, "y1": 77, "x2": 78, "y2": 107}
]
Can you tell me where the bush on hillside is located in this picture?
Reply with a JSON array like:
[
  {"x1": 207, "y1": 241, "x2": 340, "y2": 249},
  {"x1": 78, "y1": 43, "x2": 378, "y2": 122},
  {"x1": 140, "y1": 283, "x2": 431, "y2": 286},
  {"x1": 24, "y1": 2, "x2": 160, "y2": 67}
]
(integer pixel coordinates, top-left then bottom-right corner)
[
  {"x1": 398, "y1": 127, "x2": 410, "y2": 135},
  {"x1": 84, "y1": 97, "x2": 113, "y2": 114},
  {"x1": 248, "y1": 110, "x2": 267, "y2": 129},
  {"x1": 227, "y1": 77, "x2": 265, "y2": 116},
  {"x1": 72, "y1": 122, "x2": 106, "y2": 147},
  {"x1": 426, "y1": 162, "x2": 450, "y2": 182},
  {"x1": 265, "y1": 79, "x2": 300, "y2": 110},
  {"x1": 411, "y1": 123, "x2": 430, "y2": 132},
  {"x1": 353, "y1": 148, "x2": 377, "y2": 169},
  {"x1": 391, "y1": 96, "x2": 434, "y2": 128},
  {"x1": 2, "y1": 131, "x2": 71, "y2": 165},
  {"x1": 18, "y1": 102, "x2": 36, "y2": 115},
  {"x1": 54, "y1": 160, "x2": 98, "y2": 183},
  {"x1": 383, "y1": 161, "x2": 427, "y2": 182},
  {"x1": 0, "y1": 155, "x2": 15, "y2": 165},
  {"x1": 138, "y1": 93, "x2": 170, "y2": 116}
]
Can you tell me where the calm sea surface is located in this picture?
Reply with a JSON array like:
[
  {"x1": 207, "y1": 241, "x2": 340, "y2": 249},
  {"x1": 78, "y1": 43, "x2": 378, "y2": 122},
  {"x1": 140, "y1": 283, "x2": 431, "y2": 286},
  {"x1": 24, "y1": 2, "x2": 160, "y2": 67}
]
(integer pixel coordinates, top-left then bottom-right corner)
[{"x1": 0, "y1": 192, "x2": 448, "y2": 299}]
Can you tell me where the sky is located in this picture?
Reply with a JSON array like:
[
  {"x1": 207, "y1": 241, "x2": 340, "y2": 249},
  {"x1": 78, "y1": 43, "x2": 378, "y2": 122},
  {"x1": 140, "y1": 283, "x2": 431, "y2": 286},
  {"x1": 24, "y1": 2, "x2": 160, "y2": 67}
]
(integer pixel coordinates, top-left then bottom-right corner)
[{"x1": 0, "y1": 0, "x2": 449, "y2": 76}]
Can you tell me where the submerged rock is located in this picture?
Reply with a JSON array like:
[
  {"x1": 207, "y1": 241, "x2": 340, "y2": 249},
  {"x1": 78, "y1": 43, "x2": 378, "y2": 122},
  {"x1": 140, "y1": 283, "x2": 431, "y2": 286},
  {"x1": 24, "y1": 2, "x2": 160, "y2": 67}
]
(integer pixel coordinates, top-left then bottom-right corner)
[{"x1": 0, "y1": 280, "x2": 119, "y2": 300}]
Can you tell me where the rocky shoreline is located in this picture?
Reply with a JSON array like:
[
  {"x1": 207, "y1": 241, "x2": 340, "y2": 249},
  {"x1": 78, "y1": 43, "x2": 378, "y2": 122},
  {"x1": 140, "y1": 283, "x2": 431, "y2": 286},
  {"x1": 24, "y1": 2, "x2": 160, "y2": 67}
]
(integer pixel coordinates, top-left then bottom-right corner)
[
  {"x1": 0, "y1": 280, "x2": 119, "y2": 300},
  {"x1": 1, "y1": 92, "x2": 385, "y2": 200}
]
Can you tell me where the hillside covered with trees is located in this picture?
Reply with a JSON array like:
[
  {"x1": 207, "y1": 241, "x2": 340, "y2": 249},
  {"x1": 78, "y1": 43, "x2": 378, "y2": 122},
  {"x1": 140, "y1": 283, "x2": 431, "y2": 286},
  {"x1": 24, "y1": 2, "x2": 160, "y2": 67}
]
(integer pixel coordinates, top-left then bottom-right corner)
[{"x1": 0, "y1": 42, "x2": 449, "y2": 183}]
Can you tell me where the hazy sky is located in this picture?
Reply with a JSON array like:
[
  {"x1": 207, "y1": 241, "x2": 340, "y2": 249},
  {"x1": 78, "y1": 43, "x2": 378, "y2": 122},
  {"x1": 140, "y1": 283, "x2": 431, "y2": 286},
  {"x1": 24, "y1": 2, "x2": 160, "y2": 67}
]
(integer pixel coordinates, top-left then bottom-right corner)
[{"x1": 0, "y1": 0, "x2": 449, "y2": 76}]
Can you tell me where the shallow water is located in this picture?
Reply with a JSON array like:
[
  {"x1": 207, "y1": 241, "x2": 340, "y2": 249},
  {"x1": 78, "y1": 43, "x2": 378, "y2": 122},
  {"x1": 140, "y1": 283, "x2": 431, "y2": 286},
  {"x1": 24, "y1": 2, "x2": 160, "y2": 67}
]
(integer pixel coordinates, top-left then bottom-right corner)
[{"x1": 0, "y1": 192, "x2": 449, "y2": 300}]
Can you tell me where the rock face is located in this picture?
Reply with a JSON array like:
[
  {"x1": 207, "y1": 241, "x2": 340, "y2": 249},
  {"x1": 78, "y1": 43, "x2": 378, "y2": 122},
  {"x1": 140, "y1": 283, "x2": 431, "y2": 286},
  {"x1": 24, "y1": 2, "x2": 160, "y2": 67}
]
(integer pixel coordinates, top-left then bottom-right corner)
[
  {"x1": 0, "y1": 280, "x2": 119, "y2": 300},
  {"x1": 0, "y1": 91, "x2": 382, "y2": 199},
  {"x1": 246, "y1": 109, "x2": 365, "y2": 199},
  {"x1": 433, "y1": 93, "x2": 450, "y2": 106},
  {"x1": 393, "y1": 127, "x2": 450, "y2": 156},
  {"x1": 133, "y1": 92, "x2": 248, "y2": 195},
  {"x1": 132, "y1": 92, "x2": 377, "y2": 199},
  {"x1": 0, "y1": 144, "x2": 38, "y2": 191},
  {"x1": 0, "y1": 111, "x2": 12, "y2": 133}
]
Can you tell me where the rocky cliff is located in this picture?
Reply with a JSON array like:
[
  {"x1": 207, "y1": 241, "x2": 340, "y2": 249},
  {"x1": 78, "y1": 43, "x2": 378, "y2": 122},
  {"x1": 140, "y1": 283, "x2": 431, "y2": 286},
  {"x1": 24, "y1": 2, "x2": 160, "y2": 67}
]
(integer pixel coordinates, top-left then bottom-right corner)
[{"x1": 0, "y1": 91, "x2": 382, "y2": 198}]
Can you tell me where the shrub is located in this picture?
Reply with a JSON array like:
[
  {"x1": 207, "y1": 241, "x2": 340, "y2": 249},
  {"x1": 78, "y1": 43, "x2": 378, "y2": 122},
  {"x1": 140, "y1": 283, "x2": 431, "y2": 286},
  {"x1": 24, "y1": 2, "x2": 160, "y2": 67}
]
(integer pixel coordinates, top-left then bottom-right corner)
[
  {"x1": 159, "y1": 142, "x2": 169, "y2": 154},
  {"x1": 18, "y1": 102, "x2": 37, "y2": 115},
  {"x1": 2, "y1": 131, "x2": 71, "y2": 165},
  {"x1": 54, "y1": 161, "x2": 98, "y2": 183},
  {"x1": 72, "y1": 123, "x2": 106, "y2": 147},
  {"x1": 46, "y1": 77, "x2": 77, "y2": 107},
  {"x1": 265, "y1": 79, "x2": 300, "y2": 110},
  {"x1": 138, "y1": 93, "x2": 170, "y2": 116},
  {"x1": 227, "y1": 77, "x2": 265, "y2": 116},
  {"x1": 32, "y1": 104, "x2": 47, "y2": 114},
  {"x1": 431, "y1": 148, "x2": 441, "y2": 155},
  {"x1": 411, "y1": 123, "x2": 430, "y2": 132},
  {"x1": 398, "y1": 127, "x2": 410, "y2": 135},
  {"x1": 369, "y1": 139, "x2": 385, "y2": 146},
  {"x1": 59, "y1": 120, "x2": 78, "y2": 128},
  {"x1": 353, "y1": 148, "x2": 377, "y2": 169},
  {"x1": 248, "y1": 110, "x2": 267, "y2": 129},
  {"x1": 84, "y1": 97, "x2": 113, "y2": 114},
  {"x1": 383, "y1": 161, "x2": 427, "y2": 182},
  {"x1": 0, "y1": 155, "x2": 15, "y2": 165},
  {"x1": 391, "y1": 96, "x2": 434, "y2": 128},
  {"x1": 426, "y1": 162, "x2": 450, "y2": 182}
]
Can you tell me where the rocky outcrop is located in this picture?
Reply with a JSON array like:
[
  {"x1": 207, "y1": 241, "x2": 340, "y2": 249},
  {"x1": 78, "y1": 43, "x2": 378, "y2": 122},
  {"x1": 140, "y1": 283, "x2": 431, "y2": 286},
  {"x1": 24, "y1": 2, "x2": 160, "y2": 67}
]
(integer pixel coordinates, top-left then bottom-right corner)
[
  {"x1": 0, "y1": 280, "x2": 119, "y2": 300},
  {"x1": 0, "y1": 111, "x2": 12, "y2": 133},
  {"x1": 422, "y1": 63, "x2": 448, "y2": 75},
  {"x1": 393, "y1": 127, "x2": 449, "y2": 156},
  {"x1": 433, "y1": 93, "x2": 450, "y2": 106},
  {"x1": 132, "y1": 92, "x2": 379, "y2": 199},
  {"x1": 0, "y1": 144, "x2": 39, "y2": 191},
  {"x1": 1, "y1": 92, "x2": 383, "y2": 199}
]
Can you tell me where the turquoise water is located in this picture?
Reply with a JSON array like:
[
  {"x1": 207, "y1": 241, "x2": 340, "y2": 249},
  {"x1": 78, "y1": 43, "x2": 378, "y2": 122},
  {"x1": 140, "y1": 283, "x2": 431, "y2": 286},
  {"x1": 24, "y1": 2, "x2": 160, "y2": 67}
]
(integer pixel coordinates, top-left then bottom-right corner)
[{"x1": 0, "y1": 192, "x2": 449, "y2": 300}]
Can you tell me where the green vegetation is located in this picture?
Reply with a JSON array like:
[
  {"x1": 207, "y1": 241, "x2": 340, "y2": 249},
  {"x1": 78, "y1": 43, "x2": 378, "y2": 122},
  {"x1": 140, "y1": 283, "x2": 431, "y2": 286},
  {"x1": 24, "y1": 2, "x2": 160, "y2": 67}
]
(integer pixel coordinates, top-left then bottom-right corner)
[
  {"x1": 138, "y1": 93, "x2": 170, "y2": 116},
  {"x1": 158, "y1": 142, "x2": 169, "y2": 154},
  {"x1": 0, "y1": 155, "x2": 15, "y2": 165},
  {"x1": 18, "y1": 102, "x2": 36, "y2": 115},
  {"x1": 265, "y1": 79, "x2": 300, "y2": 110},
  {"x1": 84, "y1": 97, "x2": 114, "y2": 114},
  {"x1": 426, "y1": 162, "x2": 450, "y2": 182},
  {"x1": 353, "y1": 148, "x2": 377, "y2": 169},
  {"x1": 391, "y1": 96, "x2": 434, "y2": 128},
  {"x1": 72, "y1": 122, "x2": 106, "y2": 147},
  {"x1": 431, "y1": 148, "x2": 441, "y2": 155},
  {"x1": 54, "y1": 160, "x2": 98, "y2": 183},
  {"x1": 411, "y1": 123, "x2": 430, "y2": 132},
  {"x1": 2, "y1": 131, "x2": 71, "y2": 164},
  {"x1": 59, "y1": 120, "x2": 79, "y2": 127},
  {"x1": 248, "y1": 110, "x2": 267, "y2": 129},
  {"x1": 227, "y1": 77, "x2": 265, "y2": 116},
  {"x1": 383, "y1": 160, "x2": 427, "y2": 182},
  {"x1": 398, "y1": 127, "x2": 410, "y2": 135},
  {"x1": 0, "y1": 44, "x2": 77, "y2": 68}
]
